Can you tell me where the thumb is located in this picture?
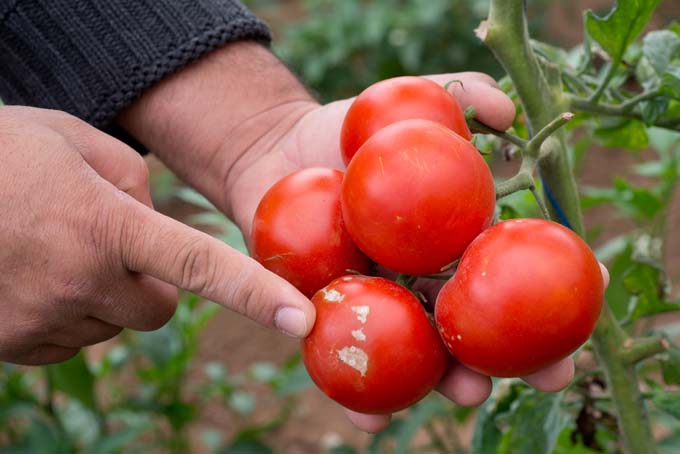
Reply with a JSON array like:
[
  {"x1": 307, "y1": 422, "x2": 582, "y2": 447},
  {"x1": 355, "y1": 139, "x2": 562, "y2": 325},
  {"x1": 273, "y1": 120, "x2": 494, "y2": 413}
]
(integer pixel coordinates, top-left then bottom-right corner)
[{"x1": 113, "y1": 194, "x2": 315, "y2": 337}]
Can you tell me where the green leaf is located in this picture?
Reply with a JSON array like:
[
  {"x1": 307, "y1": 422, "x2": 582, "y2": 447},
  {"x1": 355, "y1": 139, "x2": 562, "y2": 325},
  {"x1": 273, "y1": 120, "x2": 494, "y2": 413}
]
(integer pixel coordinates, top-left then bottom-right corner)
[
  {"x1": 46, "y1": 352, "x2": 97, "y2": 411},
  {"x1": 641, "y1": 30, "x2": 680, "y2": 98},
  {"x1": 271, "y1": 353, "x2": 313, "y2": 396},
  {"x1": 593, "y1": 119, "x2": 649, "y2": 150},
  {"x1": 654, "y1": 391, "x2": 680, "y2": 420},
  {"x1": 603, "y1": 242, "x2": 636, "y2": 319},
  {"x1": 585, "y1": 0, "x2": 662, "y2": 65},
  {"x1": 367, "y1": 419, "x2": 404, "y2": 454},
  {"x1": 501, "y1": 390, "x2": 567, "y2": 454},
  {"x1": 642, "y1": 30, "x2": 680, "y2": 76},
  {"x1": 84, "y1": 425, "x2": 149, "y2": 454},
  {"x1": 660, "y1": 346, "x2": 680, "y2": 385},
  {"x1": 623, "y1": 262, "x2": 679, "y2": 321},
  {"x1": 394, "y1": 396, "x2": 446, "y2": 454},
  {"x1": 471, "y1": 381, "x2": 523, "y2": 454},
  {"x1": 471, "y1": 399, "x2": 503, "y2": 454}
]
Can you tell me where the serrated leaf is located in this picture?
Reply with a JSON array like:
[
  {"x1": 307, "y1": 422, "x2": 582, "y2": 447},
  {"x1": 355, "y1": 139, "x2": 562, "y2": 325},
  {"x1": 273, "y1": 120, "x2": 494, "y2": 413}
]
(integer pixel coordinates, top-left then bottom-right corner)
[
  {"x1": 593, "y1": 119, "x2": 649, "y2": 149},
  {"x1": 654, "y1": 391, "x2": 680, "y2": 420},
  {"x1": 502, "y1": 390, "x2": 567, "y2": 454},
  {"x1": 46, "y1": 352, "x2": 97, "y2": 411},
  {"x1": 585, "y1": 0, "x2": 662, "y2": 65},
  {"x1": 623, "y1": 262, "x2": 679, "y2": 321},
  {"x1": 642, "y1": 30, "x2": 680, "y2": 76}
]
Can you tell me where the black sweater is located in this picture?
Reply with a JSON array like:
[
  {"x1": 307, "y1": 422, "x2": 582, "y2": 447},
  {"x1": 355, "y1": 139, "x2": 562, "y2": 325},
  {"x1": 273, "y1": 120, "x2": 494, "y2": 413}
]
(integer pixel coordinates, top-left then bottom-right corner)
[{"x1": 0, "y1": 0, "x2": 271, "y2": 130}]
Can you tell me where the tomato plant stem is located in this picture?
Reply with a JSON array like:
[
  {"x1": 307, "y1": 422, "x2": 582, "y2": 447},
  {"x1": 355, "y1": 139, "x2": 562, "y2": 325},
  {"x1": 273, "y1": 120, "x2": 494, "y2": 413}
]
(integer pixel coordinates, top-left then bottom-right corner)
[
  {"x1": 620, "y1": 336, "x2": 669, "y2": 365},
  {"x1": 467, "y1": 117, "x2": 528, "y2": 148},
  {"x1": 481, "y1": 1, "x2": 657, "y2": 453},
  {"x1": 568, "y1": 94, "x2": 680, "y2": 131}
]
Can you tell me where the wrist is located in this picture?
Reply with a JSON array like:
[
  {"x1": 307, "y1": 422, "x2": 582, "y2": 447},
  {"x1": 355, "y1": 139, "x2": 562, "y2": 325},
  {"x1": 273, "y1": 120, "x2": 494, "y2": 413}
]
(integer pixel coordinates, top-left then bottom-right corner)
[{"x1": 117, "y1": 41, "x2": 317, "y2": 214}]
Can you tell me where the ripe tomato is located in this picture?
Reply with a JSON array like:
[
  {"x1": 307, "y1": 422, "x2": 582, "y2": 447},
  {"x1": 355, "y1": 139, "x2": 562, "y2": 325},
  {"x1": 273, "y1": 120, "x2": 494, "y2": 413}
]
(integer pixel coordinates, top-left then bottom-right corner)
[
  {"x1": 341, "y1": 119, "x2": 495, "y2": 275},
  {"x1": 302, "y1": 275, "x2": 449, "y2": 414},
  {"x1": 435, "y1": 219, "x2": 604, "y2": 377},
  {"x1": 251, "y1": 168, "x2": 372, "y2": 298},
  {"x1": 340, "y1": 76, "x2": 472, "y2": 165}
]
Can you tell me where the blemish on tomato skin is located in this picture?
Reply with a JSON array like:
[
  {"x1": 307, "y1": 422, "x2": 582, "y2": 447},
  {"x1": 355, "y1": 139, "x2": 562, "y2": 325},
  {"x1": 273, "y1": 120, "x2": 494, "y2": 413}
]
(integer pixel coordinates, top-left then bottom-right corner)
[
  {"x1": 351, "y1": 305, "x2": 370, "y2": 323},
  {"x1": 337, "y1": 346, "x2": 368, "y2": 376},
  {"x1": 263, "y1": 252, "x2": 295, "y2": 261},
  {"x1": 351, "y1": 328, "x2": 366, "y2": 341},
  {"x1": 322, "y1": 288, "x2": 345, "y2": 303}
]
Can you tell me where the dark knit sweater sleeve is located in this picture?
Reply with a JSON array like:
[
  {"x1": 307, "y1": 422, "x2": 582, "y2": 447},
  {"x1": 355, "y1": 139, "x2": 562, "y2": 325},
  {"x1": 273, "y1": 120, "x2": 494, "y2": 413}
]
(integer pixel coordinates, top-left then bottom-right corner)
[{"x1": 0, "y1": 0, "x2": 271, "y2": 129}]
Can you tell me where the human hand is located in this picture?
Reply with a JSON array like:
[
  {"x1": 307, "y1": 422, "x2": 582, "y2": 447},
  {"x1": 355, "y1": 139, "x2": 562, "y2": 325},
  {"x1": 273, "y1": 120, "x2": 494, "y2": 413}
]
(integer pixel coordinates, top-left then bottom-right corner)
[
  {"x1": 116, "y1": 43, "x2": 605, "y2": 432},
  {"x1": 0, "y1": 106, "x2": 313, "y2": 365}
]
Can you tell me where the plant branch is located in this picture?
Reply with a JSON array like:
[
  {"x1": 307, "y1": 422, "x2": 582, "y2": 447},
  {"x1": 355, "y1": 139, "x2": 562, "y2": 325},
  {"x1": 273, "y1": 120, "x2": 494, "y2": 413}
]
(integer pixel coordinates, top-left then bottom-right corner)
[
  {"x1": 467, "y1": 117, "x2": 528, "y2": 148},
  {"x1": 569, "y1": 94, "x2": 680, "y2": 131},
  {"x1": 620, "y1": 336, "x2": 670, "y2": 365},
  {"x1": 589, "y1": 61, "x2": 617, "y2": 103},
  {"x1": 526, "y1": 112, "x2": 574, "y2": 158}
]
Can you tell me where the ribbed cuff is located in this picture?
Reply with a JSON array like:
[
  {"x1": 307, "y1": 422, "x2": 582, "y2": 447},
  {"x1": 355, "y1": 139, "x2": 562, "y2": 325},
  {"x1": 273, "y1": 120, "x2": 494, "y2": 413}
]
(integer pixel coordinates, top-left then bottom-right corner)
[{"x1": 0, "y1": 0, "x2": 271, "y2": 129}]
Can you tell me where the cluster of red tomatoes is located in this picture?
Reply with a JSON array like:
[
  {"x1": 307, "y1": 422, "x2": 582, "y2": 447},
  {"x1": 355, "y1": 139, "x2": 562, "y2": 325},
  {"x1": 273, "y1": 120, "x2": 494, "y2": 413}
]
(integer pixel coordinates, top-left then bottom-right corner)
[{"x1": 251, "y1": 77, "x2": 605, "y2": 414}]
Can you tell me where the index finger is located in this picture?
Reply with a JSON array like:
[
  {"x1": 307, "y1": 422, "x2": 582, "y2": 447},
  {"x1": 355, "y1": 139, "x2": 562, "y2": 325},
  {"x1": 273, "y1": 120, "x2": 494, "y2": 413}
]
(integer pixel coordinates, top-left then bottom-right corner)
[{"x1": 111, "y1": 194, "x2": 315, "y2": 337}]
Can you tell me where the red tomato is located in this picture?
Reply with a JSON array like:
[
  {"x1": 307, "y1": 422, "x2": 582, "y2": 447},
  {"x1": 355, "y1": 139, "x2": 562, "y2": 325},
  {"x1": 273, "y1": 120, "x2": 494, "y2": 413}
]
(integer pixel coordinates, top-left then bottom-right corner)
[
  {"x1": 340, "y1": 76, "x2": 472, "y2": 165},
  {"x1": 341, "y1": 119, "x2": 495, "y2": 275},
  {"x1": 302, "y1": 275, "x2": 448, "y2": 414},
  {"x1": 251, "y1": 168, "x2": 372, "y2": 297},
  {"x1": 435, "y1": 219, "x2": 604, "y2": 377}
]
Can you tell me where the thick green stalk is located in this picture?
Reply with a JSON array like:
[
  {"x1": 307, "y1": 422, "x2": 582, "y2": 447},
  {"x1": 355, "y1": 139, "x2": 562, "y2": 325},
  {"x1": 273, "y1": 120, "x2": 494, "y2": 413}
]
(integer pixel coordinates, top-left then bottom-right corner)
[{"x1": 480, "y1": 1, "x2": 657, "y2": 453}]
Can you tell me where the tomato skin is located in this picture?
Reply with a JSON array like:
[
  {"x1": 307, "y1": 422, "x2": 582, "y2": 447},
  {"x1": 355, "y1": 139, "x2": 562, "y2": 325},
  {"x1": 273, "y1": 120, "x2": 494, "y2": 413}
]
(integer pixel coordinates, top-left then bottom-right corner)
[
  {"x1": 435, "y1": 219, "x2": 605, "y2": 377},
  {"x1": 302, "y1": 275, "x2": 449, "y2": 414},
  {"x1": 250, "y1": 168, "x2": 372, "y2": 298},
  {"x1": 341, "y1": 119, "x2": 495, "y2": 275},
  {"x1": 340, "y1": 76, "x2": 472, "y2": 165}
]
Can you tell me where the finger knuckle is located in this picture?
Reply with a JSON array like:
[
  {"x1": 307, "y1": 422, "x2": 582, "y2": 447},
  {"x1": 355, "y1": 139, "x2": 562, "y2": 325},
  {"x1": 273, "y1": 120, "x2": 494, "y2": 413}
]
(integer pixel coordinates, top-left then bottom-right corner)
[
  {"x1": 227, "y1": 264, "x2": 271, "y2": 323},
  {"x1": 175, "y1": 236, "x2": 218, "y2": 295}
]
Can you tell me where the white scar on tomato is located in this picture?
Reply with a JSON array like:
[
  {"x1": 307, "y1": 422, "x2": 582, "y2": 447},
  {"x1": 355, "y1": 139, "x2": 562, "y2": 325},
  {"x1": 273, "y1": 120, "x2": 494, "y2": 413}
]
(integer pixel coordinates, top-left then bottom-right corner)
[
  {"x1": 351, "y1": 328, "x2": 366, "y2": 341},
  {"x1": 351, "y1": 305, "x2": 369, "y2": 323},
  {"x1": 321, "y1": 288, "x2": 345, "y2": 303},
  {"x1": 337, "y1": 346, "x2": 368, "y2": 376}
]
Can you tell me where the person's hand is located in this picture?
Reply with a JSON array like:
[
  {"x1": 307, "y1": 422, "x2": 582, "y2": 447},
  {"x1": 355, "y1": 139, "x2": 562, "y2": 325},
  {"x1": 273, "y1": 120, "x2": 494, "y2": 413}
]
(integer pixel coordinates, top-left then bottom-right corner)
[
  {"x1": 116, "y1": 42, "x2": 607, "y2": 432},
  {"x1": 0, "y1": 106, "x2": 314, "y2": 365}
]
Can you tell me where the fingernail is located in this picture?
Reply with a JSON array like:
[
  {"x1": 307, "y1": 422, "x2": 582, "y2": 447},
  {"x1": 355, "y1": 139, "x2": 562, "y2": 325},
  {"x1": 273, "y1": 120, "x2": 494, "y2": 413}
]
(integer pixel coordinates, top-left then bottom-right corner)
[{"x1": 275, "y1": 307, "x2": 308, "y2": 338}]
